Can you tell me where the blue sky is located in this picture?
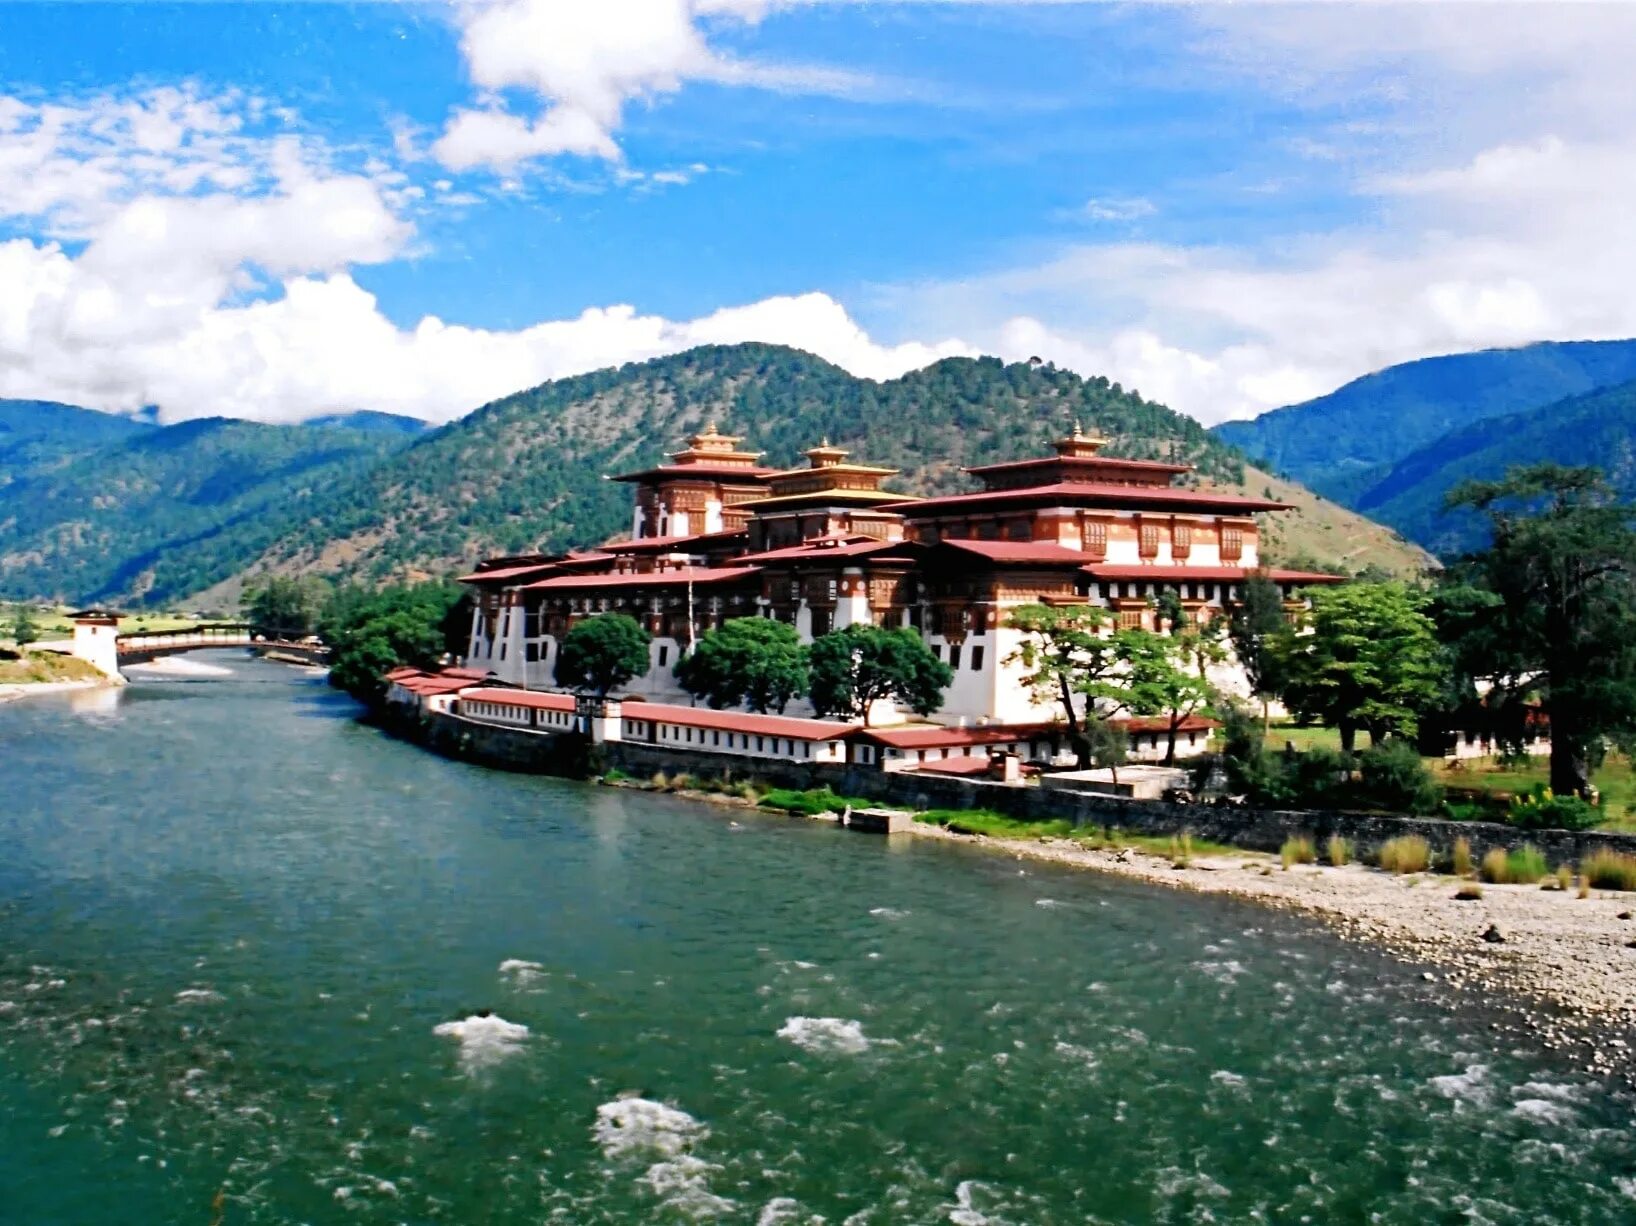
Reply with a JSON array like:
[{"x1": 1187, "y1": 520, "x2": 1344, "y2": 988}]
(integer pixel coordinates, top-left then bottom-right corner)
[{"x1": 2, "y1": 2, "x2": 1633, "y2": 425}]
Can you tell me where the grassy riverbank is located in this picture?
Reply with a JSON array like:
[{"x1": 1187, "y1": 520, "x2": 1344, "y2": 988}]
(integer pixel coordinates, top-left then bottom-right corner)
[{"x1": 0, "y1": 651, "x2": 104, "y2": 685}]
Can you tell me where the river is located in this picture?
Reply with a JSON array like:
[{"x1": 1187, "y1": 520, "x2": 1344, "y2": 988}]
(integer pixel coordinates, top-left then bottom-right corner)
[{"x1": 0, "y1": 652, "x2": 1632, "y2": 1223}]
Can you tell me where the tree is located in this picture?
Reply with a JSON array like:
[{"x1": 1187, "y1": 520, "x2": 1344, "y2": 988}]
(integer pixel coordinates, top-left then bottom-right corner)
[
  {"x1": 675, "y1": 617, "x2": 808, "y2": 713},
  {"x1": 1441, "y1": 464, "x2": 1636, "y2": 797},
  {"x1": 1278, "y1": 582, "x2": 1444, "y2": 756},
  {"x1": 1005, "y1": 604, "x2": 1118, "y2": 744},
  {"x1": 321, "y1": 582, "x2": 464, "y2": 702},
  {"x1": 1227, "y1": 571, "x2": 1288, "y2": 734},
  {"x1": 10, "y1": 604, "x2": 39, "y2": 650},
  {"x1": 555, "y1": 613, "x2": 651, "y2": 698},
  {"x1": 808, "y1": 624, "x2": 952, "y2": 725},
  {"x1": 1111, "y1": 629, "x2": 1218, "y2": 766},
  {"x1": 243, "y1": 575, "x2": 329, "y2": 639}
]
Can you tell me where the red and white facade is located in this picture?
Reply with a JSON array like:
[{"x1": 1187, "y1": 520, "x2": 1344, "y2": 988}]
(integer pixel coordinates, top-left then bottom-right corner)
[{"x1": 459, "y1": 425, "x2": 1342, "y2": 732}]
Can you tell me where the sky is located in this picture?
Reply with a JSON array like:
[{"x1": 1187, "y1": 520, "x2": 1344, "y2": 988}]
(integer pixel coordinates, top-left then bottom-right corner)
[{"x1": 2, "y1": 0, "x2": 1635, "y2": 428}]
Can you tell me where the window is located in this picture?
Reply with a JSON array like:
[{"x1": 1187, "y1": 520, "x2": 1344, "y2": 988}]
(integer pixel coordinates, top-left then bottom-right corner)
[
  {"x1": 949, "y1": 644, "x2": 962, "y2": 670},
  {"x1": 657, "y1": 644, "x2": 669, "y2": 667},
  {"x1": 1140, "y1": 522, "x2": 1161, "y2": 558},
  {"x1": 932, "y1": 643, "x2": 943, "y2": 660},
  {"x1": 499, "y1": 643, "x2": 507, "y2": 660},
  {"x1": 1173, "y1": 522, "x2": 1192, "y2": 558},
  {"x1": 1118, "y1": 607, "x2": 1144, "y2": 630},
  {"x1": 756, "y1": 736, "x2": 765, "y2": 751},
  {"x1": 1008, "y1": 519, "x2": 1031, "y2": 541},
  {"x1": 1222, "y1": 526, "x2": 1244, "y2": 561},
  {"x1": 1084, "y1": 519, "x2": 1108, "y2": 557},
  {"x1": 526, "y1": 643, "x2": 540, "y2": 662},
  {"x1": 713, "y1": 731, "x2": 721, "y2": 746},
  {"x1": 971, "y1": 645, "x2": 985, "y2": 672}
]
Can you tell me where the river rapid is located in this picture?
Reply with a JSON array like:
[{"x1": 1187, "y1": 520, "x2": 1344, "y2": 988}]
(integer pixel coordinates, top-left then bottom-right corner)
[{"x1": 1, "y1": 653, "x2": 1633, "y2": 1224}]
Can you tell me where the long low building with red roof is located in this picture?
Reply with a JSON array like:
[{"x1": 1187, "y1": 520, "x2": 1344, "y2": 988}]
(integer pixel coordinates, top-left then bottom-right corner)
[{"x1": 457, "y1": 420, "x2": 1344, "y2": 732}]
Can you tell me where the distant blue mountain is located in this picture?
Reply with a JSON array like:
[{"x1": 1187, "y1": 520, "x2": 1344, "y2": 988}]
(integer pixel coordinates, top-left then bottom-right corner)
[{"x1": 1214, "y1": 339, "x2": 1636, "y2": 503}]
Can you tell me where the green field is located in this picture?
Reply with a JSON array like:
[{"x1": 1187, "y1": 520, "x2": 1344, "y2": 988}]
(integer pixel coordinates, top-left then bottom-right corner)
[
  {"x1": 1262, "y1": 721, "x2": 1635, "y2": 829},
  {"x1": 0, "y1": 603, "x2": 207, "y2": 649}
]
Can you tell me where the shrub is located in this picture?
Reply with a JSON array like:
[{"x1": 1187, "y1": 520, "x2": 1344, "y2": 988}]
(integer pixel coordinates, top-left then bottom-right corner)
[
  {"x1": 1480, "y1": 844, "x2": 1548, "y2": 885},
  {"x1": 760, "y1": 787, "x2": 867, "y2": 817},
  {"x1": 920, "y1": 809, "x2": 1074, "y2": 839},
  {"x1": 1378, "y1": 835, "x2": 1431, "y2": 874},
  {"x1": 1286, "y1": 749, "x2": 1354, "y2": 809},
  {"x1": 1507, "y1": 784, "x2": 1601, "y2": 832},
  {"x1": 648, "y1": 771, "x2": 670, "y2": 791},
  {"x1": 668, "y1": 772, "x2": 695, "y2": 792},
  {"x1": 1451, "y1": 837, "x2": 1473, "y2": 878},
  {"x1": 1355, "y1": 740, "x2": 1444, "y2": 815},
  {"x1": 1170, "y1": 831, "x2": 1193, "y2": 868},
  {"x1": 602, "y1": 767, "x2": 631, "y2": 784},
  {"x1": 1581, "y1": 847, "x2": 1636, "y2": 891},
  {"x1": 1281, "y1": 835, "x2": 1316, "y2": 869},
  {"x1": 1326, "y1": 835, "x2": 1352, "y2": 867}
]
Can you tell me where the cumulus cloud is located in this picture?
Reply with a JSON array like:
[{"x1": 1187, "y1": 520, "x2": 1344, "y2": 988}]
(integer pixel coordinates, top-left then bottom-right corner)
[{"x1": 431, "y1": 0, "x2": 864, "y2": 172}]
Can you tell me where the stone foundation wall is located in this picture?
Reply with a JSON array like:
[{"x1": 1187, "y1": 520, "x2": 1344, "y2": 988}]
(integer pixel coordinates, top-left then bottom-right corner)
[{"x1": 382, "y1": 706, "x2": 1636, "y2": 864}]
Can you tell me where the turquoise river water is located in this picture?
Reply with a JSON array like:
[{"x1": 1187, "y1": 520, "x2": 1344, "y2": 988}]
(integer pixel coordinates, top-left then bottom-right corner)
[{"x1": 1, "y1": 653, "x2": 1635, "y2": 1224}]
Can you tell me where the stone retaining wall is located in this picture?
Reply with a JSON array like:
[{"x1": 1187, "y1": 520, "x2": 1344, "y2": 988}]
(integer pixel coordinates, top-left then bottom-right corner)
[{"x1": 382, "y1": 706, "x2": 1636, "y2": 865}]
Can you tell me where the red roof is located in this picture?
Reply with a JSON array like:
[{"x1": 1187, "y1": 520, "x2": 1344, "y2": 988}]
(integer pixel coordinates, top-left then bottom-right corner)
[
  {"x1": 459, "y1": 687, "x2": 577, "y2": 711},
  {"x1": 1116, "y1": 715, "x2": 1220, "y2": 734},
  {"x1": 965, "y1": 455, "x2": 1190, "y2": 478},
  {"x1": 930, "y1": 539, "x2": 1091, "y2": 565},
  {"x1": 737, "y1": 535, "x2": 909, "y2": 564},
  {"x1": 912, "y1": 752, "x2": 1004, "y2": 777},
  {"x1": 1083, "y1": 564, "x2": 1345, "y2": 584},
  {"x1": 609, "y1": 463, "x2": 776, "y2": 484},
  {"x1": 898, "y1": 482, "x2": 1292, "y2": 515},
  {"x1": 387, "y1": 668, "x2": 487, "y2": 697},
  {"x1": 620, "y1": 702, "x2": 854, "y2": 741},
  {"x1": 456, "y1": 562, "x2": 560, "y2": 584},
  {"x1": 523, "y1": 566, "x2": 761, "y2": 592},
  {"x1": 849, "y1": 722, "x2": 1062, "y2": 749},
  {"x1": 603, "y1": 531, "x2": 746, "y2": 555}
]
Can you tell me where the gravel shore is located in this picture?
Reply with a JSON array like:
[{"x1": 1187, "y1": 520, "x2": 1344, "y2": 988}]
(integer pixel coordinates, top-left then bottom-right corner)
[
  {"x1": 0, "y1": 678, "x2": 107, "y2": 704},
  {"x1": 911, "y1": 823, "x2": 1636, "y2": 1076}
]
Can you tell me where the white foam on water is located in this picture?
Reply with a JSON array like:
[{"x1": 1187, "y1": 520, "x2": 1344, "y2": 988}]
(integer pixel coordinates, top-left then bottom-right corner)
[
  {"x1": 433, "y1": 1013, "x2": 528, "y2": 1070},
  {"x1": 498, "y1": 959, "x2": 547, "y2": 987},
  {"x1": 174, "y1": 988, "x2": 224, "y2": 1004},
  {"x1": 1515, "y1": 1080, "x2": 1582, "y2": 1104},
  {"x1": 1192, "y1": 959, "x2": 1246, "y2": 985},
  {"x1": 128, "y1": 656, "x2": 233, "y2": 677},
  {"x1": 945, "y1": 1179, "x2": 1011, "y2": 1225},
  {"x1": 1616, "y1": 1175, "x2": 1636, "y2": 1200},
  {"x1": 1033, "y1": 898, "x2": 1062, "y2": 909},
  {"x1": 777, "y1": 1016, "x2": 870, "y2": 1055},
  {"x1": 1211, "y1": 1070, "x2": 1249, "y2": 1093},
  {"x1": 641, "y1": 1153, "x2": 735, "y2": 1218},
  {"x1": 1155, "y1": 1166, "x2": 1230, "y2": 1202},
  {"x1": 757, "y1": 1197, "x2": 811, "y2": 1225},
  {"x1": 1511, "y1": 1099, "x2": 1577, "y2": 1127},
  {"x1": 869, "y1": 907, "x2": 909, "y2": 920},
  {"x1": 1429, "y1": 1064, "x2": 1494, "y2": 1109},
  {"x1": 594, "y1": 1097, "x2": 707, "y2": 1160},
  {"x1": 1053, "y1": 1041, "x2": 1098, "y2": 1070}
]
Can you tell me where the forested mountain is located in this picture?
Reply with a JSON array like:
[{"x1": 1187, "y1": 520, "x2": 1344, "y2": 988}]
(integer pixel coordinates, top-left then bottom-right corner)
[
  {"x1": 1347, "y1": 379, "x2": 1636, "y2": 556},
  {"x1": 0, "y1": 398, "x2": 153, "y2": 489},
  {"x1": 1214, "y1": 339, "x2": 1636, "y2": 502},
  {"x1": 305, "y1": 411, "x2": 430, "y2": 437},
  {"x1": 0, "y1": 344, "x2": 1431, "y2": 608},
  {"x1": 0, "y1": 417, "x2": 412, "y2": 606},
  {"x1": 222, "y1": 344, "x2": 1428, "y2": 599}
]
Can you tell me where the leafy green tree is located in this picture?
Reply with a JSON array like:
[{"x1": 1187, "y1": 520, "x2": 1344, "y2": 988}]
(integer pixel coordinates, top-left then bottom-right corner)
[
  {"x1": 321, "y1": 582, "x2": 464, "y2": 702},
  {"x1": 675, "y1": 617, "x2": 808, "y2": 713},
  {"x1": 808, "y1": 624, "x2": 952, "y2": 725},
  {"x1": 1111, "y1": 629, "x2": 1217, "y2": 765},
  {"x1": 1227, "y1": 571, "x2": 1289, "y2": 734},
  {"x1": 242, "y1": 575, "x2": 329, "y2": 639},
  {"x1": 10, "y1": 604, "x2": 39, "y2": 650},
  {"x1": 555, "y1": 613, "x2": 651, "y2": 697},
  {"x1": 1278, "y1": 582, "x2": 1444, "y2": 755},
  {"x1": 1005, "y1": 604, "x2": 1117, "y2": 743},
  {"x1": 1441, "y1": 463, "x2": 1636, "y2": 797}
]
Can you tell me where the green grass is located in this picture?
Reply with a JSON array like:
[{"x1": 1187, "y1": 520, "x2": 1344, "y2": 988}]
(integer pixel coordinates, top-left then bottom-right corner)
[
  {"x1": 916, "y1": 808, "x2": 1075, "y2": 838},
  {"x1": 1265, "y1": 722, "x2": 1636, "y2": 830},
  {"x1": 0, "y1": 603, "x2": 207, "y2": 647},
  {"x1": 761, "y1": 787, "x2": 873, "y2": 817},
  {"x1": 1281, "y1": 835, "x2": 1317, "y2": 869},
  {"x1": 1070, "y1": 825, "x2": 1236, "y2": 857},
  {"x1": 1479, "y1": 844, "x2": 1549, "y2": 885},
  {"x1": 0, "y1": 651, "x2": 104, "y2": 684}
]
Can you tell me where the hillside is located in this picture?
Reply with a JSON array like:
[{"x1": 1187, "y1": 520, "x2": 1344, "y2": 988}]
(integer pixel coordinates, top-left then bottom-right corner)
[
  {"x1": 222, "y1": 344, "x2": 1430, "y2": 595},
  {"x1": 0, "y1": 417, "x2": 412, "y2": 606},
  {"x1": 0, "y1": 398, "x2": 153, "y2": 489},
  {"x1": 1346, "y1": 379, "x2": 1636, "y2": 556},
  {"x1": 1214, "y1": 338, "x2": 1636, "y2": 501}
]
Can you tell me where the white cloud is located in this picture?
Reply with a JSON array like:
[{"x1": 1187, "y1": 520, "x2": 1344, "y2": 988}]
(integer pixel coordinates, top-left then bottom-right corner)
[
  {"x1": 1080, "y1": 196, "x2": 1154, "y2": 223},
  {"x1": 432, "y1": 0, "x2": 866, "y2": 172}
]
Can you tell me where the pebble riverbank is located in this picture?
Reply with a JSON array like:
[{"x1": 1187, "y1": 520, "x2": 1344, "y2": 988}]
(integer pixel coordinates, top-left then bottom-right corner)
[{"x1": 0, "y1": 679, "x2": 107, "y2": 704}]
